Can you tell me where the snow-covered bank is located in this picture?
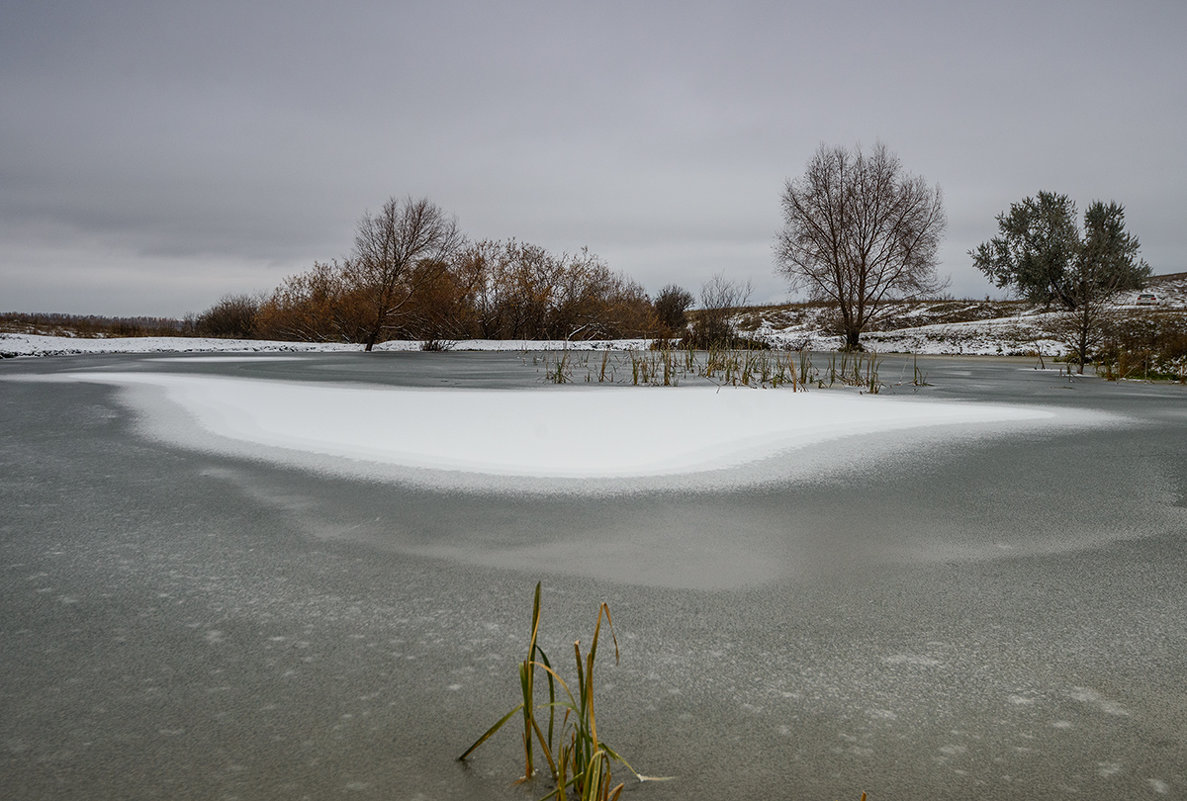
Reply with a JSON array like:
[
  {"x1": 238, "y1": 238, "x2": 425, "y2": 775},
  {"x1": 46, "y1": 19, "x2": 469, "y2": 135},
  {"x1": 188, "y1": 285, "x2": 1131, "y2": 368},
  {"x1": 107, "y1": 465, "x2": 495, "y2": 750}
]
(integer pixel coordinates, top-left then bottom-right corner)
[
  {"x1": 0, "y1": 332, "x2": 653, "y2": 357},
  {"x1": 4, "y1": 276, "x2": 1184, "y2": 359},
  {"x1": 6, "y1": 369, "x2": 1085, "y2": 493},
  {"x1": 0, "y1": 326, "x2": 1098, "y2": 359}
]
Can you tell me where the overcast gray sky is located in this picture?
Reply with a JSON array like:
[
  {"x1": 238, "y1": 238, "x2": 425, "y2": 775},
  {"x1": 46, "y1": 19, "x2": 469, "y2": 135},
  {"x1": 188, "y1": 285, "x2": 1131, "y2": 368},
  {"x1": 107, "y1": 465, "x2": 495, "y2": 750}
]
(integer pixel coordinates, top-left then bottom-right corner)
[{"x1": 3, "y1": 0, "x2": 1184, "y2": 317}]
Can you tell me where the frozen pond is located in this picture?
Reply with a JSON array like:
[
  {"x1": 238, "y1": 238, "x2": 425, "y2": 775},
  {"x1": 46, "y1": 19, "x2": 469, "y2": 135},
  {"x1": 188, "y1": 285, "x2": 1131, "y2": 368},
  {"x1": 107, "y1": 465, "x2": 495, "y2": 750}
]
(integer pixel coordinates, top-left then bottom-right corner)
[{"x1": 1, "y1": 351, "x2": 1185, "y2": 799}]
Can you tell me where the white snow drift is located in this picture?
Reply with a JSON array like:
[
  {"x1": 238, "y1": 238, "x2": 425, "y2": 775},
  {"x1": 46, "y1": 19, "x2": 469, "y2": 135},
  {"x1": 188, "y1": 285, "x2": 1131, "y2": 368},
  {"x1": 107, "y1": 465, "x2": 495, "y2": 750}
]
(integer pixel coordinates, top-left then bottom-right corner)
[{"x1": 11, "y1": 370, "x2": 1066, "y2": 488}]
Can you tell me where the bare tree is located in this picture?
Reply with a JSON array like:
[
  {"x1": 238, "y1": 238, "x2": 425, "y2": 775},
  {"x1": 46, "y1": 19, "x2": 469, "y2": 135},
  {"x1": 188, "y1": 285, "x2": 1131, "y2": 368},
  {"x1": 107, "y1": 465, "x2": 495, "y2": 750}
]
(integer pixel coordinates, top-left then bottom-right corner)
[
  {"x1": 775, "y1": 142, "x2": 946, "y2": 350},
  {"x1": 690, "y1": 273, "x2": 752, "y2": 347},
  {"x1": 348, "y1": 196, "x2": 464, "y2": 350}
]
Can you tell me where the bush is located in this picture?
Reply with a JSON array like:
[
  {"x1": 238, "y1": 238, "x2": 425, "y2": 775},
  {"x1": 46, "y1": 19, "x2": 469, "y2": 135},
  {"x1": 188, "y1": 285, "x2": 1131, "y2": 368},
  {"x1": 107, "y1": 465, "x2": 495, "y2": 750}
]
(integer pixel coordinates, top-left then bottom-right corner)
[
  {"x1": 652, "y1": 284, "x2": 694, "y2": 336},
  {"x1": 1094, "y1": 311, "x2": 1187, "y2": 381},
  {"x1": 195, "y1": 294, "x2": 261, "y2": 339}
]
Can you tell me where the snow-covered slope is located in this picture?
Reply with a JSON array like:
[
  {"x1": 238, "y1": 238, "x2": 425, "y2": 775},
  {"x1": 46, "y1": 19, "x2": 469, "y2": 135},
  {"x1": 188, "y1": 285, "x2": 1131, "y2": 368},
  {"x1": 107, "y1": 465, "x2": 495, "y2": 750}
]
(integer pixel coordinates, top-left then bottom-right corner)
[{"x1": 740, "y1": 273, "x2": 1187, "y2": 356}]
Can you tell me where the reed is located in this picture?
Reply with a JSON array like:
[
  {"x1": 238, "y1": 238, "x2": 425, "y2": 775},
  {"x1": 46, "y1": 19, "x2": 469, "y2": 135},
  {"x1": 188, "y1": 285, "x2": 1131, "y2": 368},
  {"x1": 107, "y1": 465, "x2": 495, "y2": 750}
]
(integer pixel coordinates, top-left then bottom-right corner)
[
  {"x1": 912, "y1": 352, "x2": 929, "y2": 387},
  {"x1": 543, "y1": 350, "x2": 573, "y2": 384},
  {"x1": 598, "y1": 350, "x2": 611, "y2": 383},
  {"x1": 798, "y1": 350, "x2": 814, "y2": 387},
  {"x1": 530, "y1": 345, "x2": 895, "y2": 393},
  {"x1": 460, "y1": 583, "x2": 666, "y2": 800}
]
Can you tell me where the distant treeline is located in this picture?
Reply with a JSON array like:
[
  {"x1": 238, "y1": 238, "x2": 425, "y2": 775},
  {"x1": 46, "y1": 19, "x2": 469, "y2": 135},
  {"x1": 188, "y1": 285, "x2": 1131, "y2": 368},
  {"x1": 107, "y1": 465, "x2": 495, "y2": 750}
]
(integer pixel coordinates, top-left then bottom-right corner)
[{"x1": 0, "y1": 311, "x2": 191, "y2": 338}]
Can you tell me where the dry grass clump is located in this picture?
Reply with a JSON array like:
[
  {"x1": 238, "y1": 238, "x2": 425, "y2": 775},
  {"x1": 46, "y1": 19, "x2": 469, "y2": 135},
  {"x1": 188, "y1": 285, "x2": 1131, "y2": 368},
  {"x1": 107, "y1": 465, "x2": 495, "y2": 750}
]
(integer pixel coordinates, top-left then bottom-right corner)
[
  {"x1": 459, "y1": 583, "x2": 667, "y2": 800},
  {"x1": 460, "y1": 584, "x2": 877, "y2": 801}
]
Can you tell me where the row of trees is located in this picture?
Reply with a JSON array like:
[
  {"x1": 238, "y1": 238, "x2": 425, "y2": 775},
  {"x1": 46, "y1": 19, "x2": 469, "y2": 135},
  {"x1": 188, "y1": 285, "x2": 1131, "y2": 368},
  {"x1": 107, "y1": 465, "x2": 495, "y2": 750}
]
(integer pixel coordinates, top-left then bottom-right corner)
[
  {"x1": 196, "y1": 144, "x2": 1150, "y2": 359},
  {"x1": 772, "y1": 143, "x2": 1151, "y2": 362},
  {"x1": 197, "y1": 198, "x2": 747, "y2": 348},
  {"x1": 209, "y1": 143, "x2": 947, "y2": 351},
  {"x1": 200, "y1": 198, "x2": 694, "y2": 347}
]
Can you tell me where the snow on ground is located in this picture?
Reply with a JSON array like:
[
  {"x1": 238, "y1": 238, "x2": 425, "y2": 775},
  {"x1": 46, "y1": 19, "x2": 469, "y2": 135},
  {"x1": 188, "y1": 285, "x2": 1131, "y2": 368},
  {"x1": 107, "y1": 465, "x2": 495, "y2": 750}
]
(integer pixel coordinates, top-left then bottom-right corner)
[
  {"x1": 743, "y1": 313, "x2": 1064, "y2": 357},
  {"x1": 856, "y1": 317, "x2": 1065, "y2": 357},
  {"x1": 6, "y1": 369, "x2": 1073, "y2": 491},
  {"x1": 742, "y1": 274, "x2": 1187, "y2": 355}
]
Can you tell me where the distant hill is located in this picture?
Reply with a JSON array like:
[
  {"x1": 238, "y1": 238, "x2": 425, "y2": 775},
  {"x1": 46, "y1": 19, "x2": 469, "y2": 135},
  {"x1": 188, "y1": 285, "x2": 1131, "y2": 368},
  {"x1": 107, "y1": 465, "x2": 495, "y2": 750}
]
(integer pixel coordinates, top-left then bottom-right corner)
[{"x1": 732, "y1": 273, "x2": 1187, "y2": 356}]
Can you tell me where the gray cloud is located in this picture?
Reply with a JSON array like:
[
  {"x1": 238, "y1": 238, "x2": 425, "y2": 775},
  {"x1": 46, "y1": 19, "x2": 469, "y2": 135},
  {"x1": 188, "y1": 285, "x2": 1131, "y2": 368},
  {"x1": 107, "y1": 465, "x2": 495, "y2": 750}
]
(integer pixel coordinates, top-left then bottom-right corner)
[{"x1": 3, "y1": 0, "x2": 1184, "y2": 316}]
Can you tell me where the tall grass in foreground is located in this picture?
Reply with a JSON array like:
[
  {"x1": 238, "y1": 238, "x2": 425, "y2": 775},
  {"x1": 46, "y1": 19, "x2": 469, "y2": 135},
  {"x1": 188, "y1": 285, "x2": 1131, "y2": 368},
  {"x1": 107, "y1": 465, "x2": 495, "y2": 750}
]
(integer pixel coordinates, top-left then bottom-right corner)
[
  {"x1": 460, "y1": 583, "x2": 667, "y2": 800},
  {"x1": 459, "y1": 584, "x2": 870, "y2": 800}
]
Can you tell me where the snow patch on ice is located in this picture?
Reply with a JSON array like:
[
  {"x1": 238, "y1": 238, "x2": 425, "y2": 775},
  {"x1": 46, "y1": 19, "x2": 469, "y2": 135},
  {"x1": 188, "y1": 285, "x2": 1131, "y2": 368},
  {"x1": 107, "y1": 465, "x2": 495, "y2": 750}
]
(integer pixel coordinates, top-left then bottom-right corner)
[
  {"x1": 3, "y1": 370, "x2": 1067, "y2": 487},
  {"x1": 1148, "y1": 778, "x2": 1171, "y2": 795},
  {"x1": 1069, "y1": 686, "x2": 1130, "y2": 716}
]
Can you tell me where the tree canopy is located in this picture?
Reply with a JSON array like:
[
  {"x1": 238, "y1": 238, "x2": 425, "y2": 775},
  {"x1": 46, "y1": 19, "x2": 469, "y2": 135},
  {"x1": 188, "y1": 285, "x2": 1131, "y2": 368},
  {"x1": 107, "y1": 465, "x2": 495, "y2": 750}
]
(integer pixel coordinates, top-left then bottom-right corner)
[
  {"x1": 250, "y1": 205, "x2": 662, "y2": 346},
  {"x1": 652, "y1": 284, "x2": 694, "y2": 336},
  {"x1": 971, "y1": 191, "x2": 1151, "y2": 371},
  {"x1": 775, "y1": 142, "x2": 947, "y2": 350},
  {"x1": 349, "y1": 197, "x2": 465, "y2": 350},
  {"x1": 969, "y1": 191, "x2": 1149, "y2": 310}
]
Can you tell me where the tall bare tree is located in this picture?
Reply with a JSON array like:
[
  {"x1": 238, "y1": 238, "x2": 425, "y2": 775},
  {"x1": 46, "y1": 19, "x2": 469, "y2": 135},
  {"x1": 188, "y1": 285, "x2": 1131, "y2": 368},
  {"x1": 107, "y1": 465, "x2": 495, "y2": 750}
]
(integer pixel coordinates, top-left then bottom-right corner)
[
  {"x1": 348, "y1": 196, "x2": 464, "y2": 350},
  {"x1": 775, "y1": 143, "x2": 947, "y2": 350}
]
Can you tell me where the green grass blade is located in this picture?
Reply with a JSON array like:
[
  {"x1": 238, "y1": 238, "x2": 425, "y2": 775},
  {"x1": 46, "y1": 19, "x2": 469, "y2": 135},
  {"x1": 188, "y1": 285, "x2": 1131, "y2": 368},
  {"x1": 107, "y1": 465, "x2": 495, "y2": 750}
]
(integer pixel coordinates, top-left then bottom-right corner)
[
  {"x1": 458, "y1": 703, "x2": 524, "y2": 761},
  {"x1": 534, "y1": 644, "x2": 557, "y2": 754},
  {"x1": 520, "y1": 660, "x2": 535, "y2": 777},
  {"x1": 528, "y1": 582, "x2": 543, "y2": 658},
  {"x1": 579, "y1": 753, "x2": 606, "y2": 801}
]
